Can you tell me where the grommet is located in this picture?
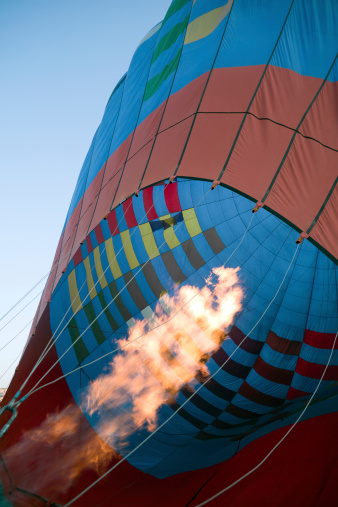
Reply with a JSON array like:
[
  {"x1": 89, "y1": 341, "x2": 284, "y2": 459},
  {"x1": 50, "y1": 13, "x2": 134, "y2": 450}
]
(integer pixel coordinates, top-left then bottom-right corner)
[{"x1": 252, "y1": 201, "x2": 264, "y2": 213}]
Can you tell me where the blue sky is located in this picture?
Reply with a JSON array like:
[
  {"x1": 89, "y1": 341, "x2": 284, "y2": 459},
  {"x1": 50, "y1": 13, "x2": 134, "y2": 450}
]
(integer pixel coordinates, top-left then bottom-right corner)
[{"x1": 0, "y1": 0, "x2": 169, "y2": 387}]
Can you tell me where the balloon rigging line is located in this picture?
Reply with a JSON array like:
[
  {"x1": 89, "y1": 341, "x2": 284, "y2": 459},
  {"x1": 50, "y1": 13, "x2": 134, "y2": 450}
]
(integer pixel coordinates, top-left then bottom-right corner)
[
  {"x1": 0, "y1": 320, "x2": 33, "y2": 353},
  {"x1": 13, "y1": 183, "x2": 170, "y2": 401},
  {"x1": 0, "y1": 291, "x2": 42, "y2": 335},
  {"x1": 0, "y1": 274, "x2": 48, "y2": 324},
  {"x1": 5, "y1": 185, "x2": 213, "y2": 423},
  {"x1": 24, "y1": 211, "x2": 256, "y2": 399},
  {"x1": 63, "y1": 241, "x2": 300, "y2": 507},
  {"x1": 17, "y1": 187, "x2": 214, "y2": 407},
  {"x1": 194, "y1": 328, "x2": 338, "y2": 506}
]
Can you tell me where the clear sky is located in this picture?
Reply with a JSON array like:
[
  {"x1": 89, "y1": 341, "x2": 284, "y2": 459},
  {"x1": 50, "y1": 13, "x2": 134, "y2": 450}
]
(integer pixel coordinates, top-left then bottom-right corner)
[{"x1": 0, "y1": 0, "x2": 169, "y2": 387}]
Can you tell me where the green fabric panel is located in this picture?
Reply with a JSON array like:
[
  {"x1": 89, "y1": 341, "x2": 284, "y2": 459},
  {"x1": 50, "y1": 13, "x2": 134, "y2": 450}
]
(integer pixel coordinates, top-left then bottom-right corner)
[
  {"x1": 83, "y1": 301, "x2": 106, "y2": 346},
  {"x1": 108, "y1": 281, "x2": 132, "y2": 322},
  {"x1": 152, "y1": 14, "x2": 189, "y2": 64},
  {"x1": 97, "y1": 290, "x2": 119, "y2": 332},
  {"x1": 165, "y1": 0, "x2": 190, "y2": 22},
  {"x1": 68, "y1": 317, "x2": 89, "y2": 364},
  {"x1": 144, "y1": 48, "x2": 181, "y2": 102}
]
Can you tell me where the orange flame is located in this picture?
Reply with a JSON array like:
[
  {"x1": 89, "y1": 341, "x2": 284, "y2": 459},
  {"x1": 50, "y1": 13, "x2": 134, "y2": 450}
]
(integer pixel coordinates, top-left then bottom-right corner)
[
  {"x1": 84, "y1": 266, "x2": 243, "y2": 436},
  {"x1": 5, "y1": 266, "x2": 243, "y2": 494}
]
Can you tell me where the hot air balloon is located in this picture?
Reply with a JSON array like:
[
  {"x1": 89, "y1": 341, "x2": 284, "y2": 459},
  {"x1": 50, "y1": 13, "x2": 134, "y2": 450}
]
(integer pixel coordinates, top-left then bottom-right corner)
[{"x1": 1, "y1": 0, "x2": 337, "y2": 506}]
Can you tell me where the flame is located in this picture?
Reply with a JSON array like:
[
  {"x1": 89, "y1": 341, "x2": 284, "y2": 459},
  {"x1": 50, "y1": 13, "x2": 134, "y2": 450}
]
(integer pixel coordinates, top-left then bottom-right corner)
[
  {"x1": 4, "y1": 266, "x2": 243, "y2": 495},
  {"x1": 4, "y1": 405, "x2": 116, "y2": 497},
  {"x1": 84, "y1": 266, "x2": 243, "y2": 437}
]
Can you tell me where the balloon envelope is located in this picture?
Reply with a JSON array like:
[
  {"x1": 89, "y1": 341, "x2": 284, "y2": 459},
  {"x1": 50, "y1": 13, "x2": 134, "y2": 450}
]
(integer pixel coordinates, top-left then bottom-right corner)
[{"x1": 1, "y1": 0, "x2": 337, "y2": 505}]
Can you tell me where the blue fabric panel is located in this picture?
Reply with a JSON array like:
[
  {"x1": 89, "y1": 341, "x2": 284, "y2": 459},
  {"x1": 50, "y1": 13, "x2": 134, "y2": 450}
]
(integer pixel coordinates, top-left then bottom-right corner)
[
  {"x1": 172, "y1": 15, "x2": 228, "y2": 95},
  {"x1": 159, "y1": 1, "x2": 192, "y2": 38},
  {"x1": 152, "y1": 185, "x2": 169, "y2": 217},
  {"x1": 115, "y1": 277, "x2": 140, "y2": 317},
  {"x1": 149, "y1": 33, "x2": 186, "y2": 80},
  {"x1": 260, "y1": 344, "x2": 298, "y2": 371},
  {"x1": 215, "y1": 0, "x2": 293, "y2": 69},
  {"x1": 65, "y1": 129, "x2": 99, "y2": 227},
  {"x1": 102, "y1": 286, "x2": 125, "y2": 328},
  {"x1": 245, "y1": 369, "x2": 290, "y2": 399},
  {"x1": 133, "y1": 193, "x2": 148, "y2": 224},
  {"x1": 231, "y1": 393, "x2": 273, "y2": 415},
  {"x1": 291, "y1": 372, "x2": 332, "y2": 393},
  {"x1": 108, "y1": 32, "x2": 159, "y2": 156},
  {"x1": 89, "y1": 231, "x2": 99, "y2": 251},
  {"x1": 86, "y1": 82, "x2": 125, "y2": 187},
  {"x1": 115, "y1": 204, "x2": 128, "y2": 232},
  {"x1": 100, "y1": 220, "x2": 112, "y2": 241},
  {"x1": 74, "y1": 311, "x2": 97, "y2": 353},
  {"x1": 111, "y1": 234, "x2": 130, "y2": 273},
  {"x1": 270, "y1": 0, "x2": 338, "y2": 81},
  {"x1": 171, "y1": 245, "x2": 196, "y2": 277},
  {"x1": 130, "y1": 228, "x2": 152, "y2": 265},
  {"x1": 139, "y1": 73, "x2": 176, "y2": 125},
  {"x1": 224, "y1": 339, "x2": 258, "y2": 367},
  {"x1": 299, "y1": 343, "x2": 338, "y2": 366},
  {"x1": 131, "y1": 268, "x2": 156, "y2": 306},
  {"x1": 174, "y1": 392, "x2": 215, "y2": 424}
]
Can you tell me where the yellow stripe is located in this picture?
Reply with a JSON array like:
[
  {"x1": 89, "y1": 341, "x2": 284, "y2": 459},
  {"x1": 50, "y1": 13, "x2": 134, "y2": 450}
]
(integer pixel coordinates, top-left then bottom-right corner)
[
  {"x1": 184, "y1": 1, "x2": 232, "y2": 45},
  {"x1": 163, "y1": 228, "x2": 180, "y2": 249},
  {"x1": 105, "y1": 238, "x2": 122, "y2": 280},
  {"x1": 139, "y1": 223, "x2": 160, "y2": 259},
  {"x1": 183, "y1": 208, "x2": 202, "y2": 237},
  {"x1": 93, "y1": 246, "x2": 108, "y2": 290},
  {"x1": 120, "y1": 230, "x2": 140, "y2": 270},
  {"x1": 68, "y1": 270, "x2": 83, "y2": 314},
  {"x1": 83, "y1": 257, "x2": 97, "y2": 299}
]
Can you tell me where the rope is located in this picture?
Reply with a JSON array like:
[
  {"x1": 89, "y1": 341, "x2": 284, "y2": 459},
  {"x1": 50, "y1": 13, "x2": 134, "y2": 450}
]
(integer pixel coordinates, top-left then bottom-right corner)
[
  {"x1": 12, "y1": 186, "x2": 168, "y2": 402},
  {"x1": 194, "y1": 329, "x2": 338, "y2": 507},
  {"x1": 25, "y1": 212, "x2": 256, "y2": 399},
  {"x1": 0, "y1": 292, "x2": 42, "y2": 334},
  {"x1": 0, "y1": 320, "x2": 33, "y2": 353},
  {"x1": 63, "y1": 231, "x2": 300, "y2": 507},
  {"x1": 19, "y1": 187, "x2": 213, "y2": 405}
]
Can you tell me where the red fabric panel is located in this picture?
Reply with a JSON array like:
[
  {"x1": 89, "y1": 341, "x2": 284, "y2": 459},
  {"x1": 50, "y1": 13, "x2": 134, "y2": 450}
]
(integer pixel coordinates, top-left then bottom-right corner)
[
  {"x1": 286, "y1": 386, "x2": 310, "y2": 400},
  {"x1": 71, "y1": 195, "x2": 99, "y2": 262},
  {"x1": 296, "y1": 357, "x2": 338, "y2": 381},
  {"x1": 220, "y1": 115, "x2": 294, "y2": 198},
  {"x1": 129, "y1": 105, "x2": 164, "y2": 157},
  {"x1": 264, "y1": 135, "x2": 338, "y2": 233},
  {"x1": 200, "y1": 66, "x2": 264, "y2": 112},
  {"x1": 300, "y1": 79, "x2": 338, "y2": 150},
  {"x1": 86, "y1": 235, "x2": 93, "y2": 254},
  {"x1": 142, "y1": 186, "x2": 158, "y2": 221},
  {"x1": 164, "y1": 182, "x2": 181, "y2": 213},
  {"x1": 50, "y1": 200, "x2": 82, "y2": 290},
  {"x1": 142, "y1": 116, "x2": 194, "y2": 189},
  {"x1": 90, "y1": 171, "x2": 122, "y2": 233},
  {"x1": 94, "y1": 224, "x2": 105, "y2": 245},
  {"x1": 160, "y1": 72, "x2": 208, "y2": 131},
  {"x1": 310, "y1": 184, "x2": 338, "y2": 261},
  {"x1": 107, "y1": 208, "x2": 119, "y2": 236},
  {"x1": 123, "y1": 197, "x2": 138, "y2": 228},
  {"x1": 72, "y1": 247, "x2": 83, "y2": 267},
  {"x1": 303, "y1": 329, "x2": 338, "y2": 350},
  {"x1": 178, "y1": 113, "x2": 244, "y2": 181},
  {"x1": 102, "y1": 136, "x2": 132, "y2": 187},
  {"x1": 113, "y1": 143, "x2": 152, "y2": 207},
  {"x1": 251, "y1": 66, "x2": 320, "y2": 129}
]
